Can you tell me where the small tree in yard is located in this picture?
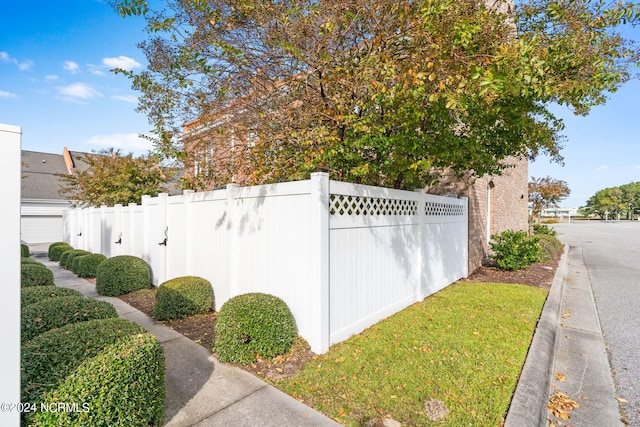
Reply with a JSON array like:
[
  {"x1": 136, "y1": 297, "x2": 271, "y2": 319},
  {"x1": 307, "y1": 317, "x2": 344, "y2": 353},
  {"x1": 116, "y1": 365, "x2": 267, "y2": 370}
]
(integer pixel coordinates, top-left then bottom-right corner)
[
  {"x1": 528, "y1": 176, "x2": 571, "y2": 223},
  {"x1": 59, "y1": 148, "x2": 172, "y2": 207}
]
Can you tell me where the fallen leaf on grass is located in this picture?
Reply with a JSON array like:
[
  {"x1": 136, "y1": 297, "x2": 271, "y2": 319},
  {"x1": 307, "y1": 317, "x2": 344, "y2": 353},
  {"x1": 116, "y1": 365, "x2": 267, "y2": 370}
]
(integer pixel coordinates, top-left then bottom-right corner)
[{"x1": 548, "y1": 389, "x2": 579, "y2": 421}]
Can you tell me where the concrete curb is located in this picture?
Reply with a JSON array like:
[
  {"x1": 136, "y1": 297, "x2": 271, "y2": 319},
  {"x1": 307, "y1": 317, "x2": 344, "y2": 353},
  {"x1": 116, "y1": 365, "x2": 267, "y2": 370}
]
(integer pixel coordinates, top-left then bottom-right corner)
[{"x1": 504, "y1": 245, "x2": 569, "y2": 427}]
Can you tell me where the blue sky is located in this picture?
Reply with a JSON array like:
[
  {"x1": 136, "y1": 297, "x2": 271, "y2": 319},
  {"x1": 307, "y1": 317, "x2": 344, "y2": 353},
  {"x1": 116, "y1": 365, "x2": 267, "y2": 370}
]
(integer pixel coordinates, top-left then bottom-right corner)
[{"x1": 1, "y1": 0, "x2": 638, "y2": 208}]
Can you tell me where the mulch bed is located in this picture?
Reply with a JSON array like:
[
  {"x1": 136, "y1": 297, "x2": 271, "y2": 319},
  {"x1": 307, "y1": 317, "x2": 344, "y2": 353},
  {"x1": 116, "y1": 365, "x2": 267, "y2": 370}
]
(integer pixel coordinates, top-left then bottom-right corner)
[{"x1": 114, "y1": 252, "x2": 561, "y2": 380}]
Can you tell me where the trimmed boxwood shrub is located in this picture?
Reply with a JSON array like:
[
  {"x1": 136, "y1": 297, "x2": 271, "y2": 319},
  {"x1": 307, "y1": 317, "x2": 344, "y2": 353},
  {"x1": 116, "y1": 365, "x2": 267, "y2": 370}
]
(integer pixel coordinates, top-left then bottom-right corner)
[
  {"x1": 538, "y1": 234, "x2": 564, "y2": 262},
  {"x1": 214, "y1": 293, "x2": 297, "y2": 364},
  {"x1": 21, "y1": 318, "x2": 147, "y2": 413},
  {"x1": 76, "y1": 253, "x2": 107, "y2": 278},
  {"x1": 61, "y1": 249, "x2": 90, "y2": 269},
  {"x1": 490, "y1": 230, "x2": 541, "y2": 271},
  {"x1": 30, "y1": 332, "x2": 165, "y2": 427},
  {"x1": 96, "y1": 255, "x2": 151, "y2": 296},
  {"x1": 21, "y1": 286, "x2": 83, "y2": 308},
  {"x1": 21, "y1": 263, "x2": 54, "y2": 287},
  {"x1": 49, "y1": 243, "x2": 73, "y2": 261},
  {"x1": 21, "y1": 243, "x2": 29, "y2": 258},
  {"x1": 22, "y1": 257, "x2": 43, "y2": 266},
  {"x1": 154, "y1": 276, "x2": 214, "y2": 320},
  {"x1": 21, "y1": 296, "x2": 118, "y2": 343}
]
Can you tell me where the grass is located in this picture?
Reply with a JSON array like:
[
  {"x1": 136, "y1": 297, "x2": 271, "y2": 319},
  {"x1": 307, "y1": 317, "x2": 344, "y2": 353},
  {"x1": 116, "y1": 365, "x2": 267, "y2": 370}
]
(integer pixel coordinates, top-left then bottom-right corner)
[{"x1": 275, "y1": 282, "x2": 547, "y2": 426}]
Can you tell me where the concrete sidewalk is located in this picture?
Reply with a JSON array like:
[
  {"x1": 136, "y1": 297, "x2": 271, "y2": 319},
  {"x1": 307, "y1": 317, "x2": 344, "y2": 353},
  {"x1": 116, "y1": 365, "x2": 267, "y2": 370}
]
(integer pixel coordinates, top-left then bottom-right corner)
[
  {"x1": 505, "y1": 246, "x2": 622, "y2": 426},
  {"x1": 30, "y1": 248, "x2": 340, "y2": 427}
]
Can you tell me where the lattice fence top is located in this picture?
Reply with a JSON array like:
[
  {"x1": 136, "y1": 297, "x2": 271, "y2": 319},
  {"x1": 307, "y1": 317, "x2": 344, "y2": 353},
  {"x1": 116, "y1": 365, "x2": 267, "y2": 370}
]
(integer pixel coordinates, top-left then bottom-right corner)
[
  {"x1": 424, "y1": 202, "x2": 465, "y2": 216},
  {"x1": 330, "y1": 194, "x2": 418, "y2": 216}
]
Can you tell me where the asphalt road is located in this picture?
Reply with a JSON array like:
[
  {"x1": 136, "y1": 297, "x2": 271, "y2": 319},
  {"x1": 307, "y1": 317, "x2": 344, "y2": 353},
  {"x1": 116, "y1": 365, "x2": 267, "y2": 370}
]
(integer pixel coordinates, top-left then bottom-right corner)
[{"x1": 554, "y1": 221, "x2": 640, "y2": 426}]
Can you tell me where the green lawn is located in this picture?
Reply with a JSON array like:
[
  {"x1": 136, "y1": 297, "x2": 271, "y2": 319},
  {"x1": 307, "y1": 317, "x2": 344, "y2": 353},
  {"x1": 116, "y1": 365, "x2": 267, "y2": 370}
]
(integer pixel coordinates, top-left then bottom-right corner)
[{"x1": 276, "y1": 282, "x2": 547, "y2": 426}]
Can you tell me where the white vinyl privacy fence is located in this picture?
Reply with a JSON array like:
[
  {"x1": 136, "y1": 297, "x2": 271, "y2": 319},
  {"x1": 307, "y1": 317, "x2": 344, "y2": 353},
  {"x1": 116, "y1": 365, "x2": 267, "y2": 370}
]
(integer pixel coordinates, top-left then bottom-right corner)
[{"x1": 65, "y1": 173, "x2": 468, "y2": 353}]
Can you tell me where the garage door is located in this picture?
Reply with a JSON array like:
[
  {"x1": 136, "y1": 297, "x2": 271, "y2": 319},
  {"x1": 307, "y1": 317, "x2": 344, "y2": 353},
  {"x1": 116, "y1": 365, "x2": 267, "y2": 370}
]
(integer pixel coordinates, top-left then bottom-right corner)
[{"x1": 21, "y1": 216, "x2": 63, "y2": 244}]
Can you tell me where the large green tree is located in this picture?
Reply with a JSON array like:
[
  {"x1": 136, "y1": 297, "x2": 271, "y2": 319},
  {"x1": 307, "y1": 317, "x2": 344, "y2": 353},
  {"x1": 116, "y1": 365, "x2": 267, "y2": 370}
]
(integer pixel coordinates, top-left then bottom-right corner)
[
  {"x1": 113, "y1": 0, "x2": 639, "y2": 190},
  {"x1": 59, "y1": 148, "x2": 173, "y2": 207},
  {"x1": 583, "y1": 181, "x2": 640, "y2": 219}
]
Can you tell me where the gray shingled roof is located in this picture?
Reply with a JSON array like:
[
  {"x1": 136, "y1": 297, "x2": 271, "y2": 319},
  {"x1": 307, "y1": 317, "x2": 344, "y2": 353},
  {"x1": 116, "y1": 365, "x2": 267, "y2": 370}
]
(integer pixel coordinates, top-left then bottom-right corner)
[{"x1": 21, "y1": 150, "x2": 69, "y2": 200}]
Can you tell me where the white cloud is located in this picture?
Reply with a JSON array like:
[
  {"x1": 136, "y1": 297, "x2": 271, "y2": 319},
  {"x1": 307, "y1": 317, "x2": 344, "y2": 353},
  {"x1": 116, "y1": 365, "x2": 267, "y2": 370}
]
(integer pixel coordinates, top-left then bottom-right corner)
[
  {"x1": 64, "y1": 61, "x2": 80, "y2": 74},
  {"x1": 102, "y1": 56, "x2": 141, "y2": 71},
  {"x1": 87, "y1": 64, "x2": 105, "y2": 76},
  {"x1": 86, "y1": 133, "x2": 151, "y2": 154},
  {"x1": 1, "y1": 51, "x2": 33, "y2": 71},
  {"x1": 57, "y1": 82, "x2": 102, "y2": 103},
  {"x1": 45, "y1": 74, "x2": 58, "y2": 82},
  {"x1": 0, "y1": 90, "x2": 17, "y2": 98},
  {"x1": 112, "y1": 94, "x2": 138, "y2": 103},
  {"x1": 595, "y1": 165, "x2": 609, "y2": 171}
]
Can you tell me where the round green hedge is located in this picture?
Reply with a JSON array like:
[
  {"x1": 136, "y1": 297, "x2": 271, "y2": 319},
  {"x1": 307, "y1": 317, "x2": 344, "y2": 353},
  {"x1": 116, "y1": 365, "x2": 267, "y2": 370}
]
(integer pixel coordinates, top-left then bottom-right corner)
[
  {"x1": 76, "y1": 253, "x2": 107, "y2": 278},
  {"x1": 21, "y1": 318, "x2": 147, "y2": 415},
  {"x1": 21, "y1": 286, "x2": 83, "y2": 308},
  {"x1": 22, "y1": 257, "x2": 43, "y2": 266},
  {"x1": 214, "y1": 293, "x2": 297, "y2": 364},
  {"x1": 153, "y1": 276, "x2": 214, "y2": 320},
  {"x1": 30, "y1": 332, "x2": 165, "y2": 427},
  {"x1": 96, "y1": 255, "x2": 152, "y2": 296},
  {"x1": 21, "y1": 263, "x2": 54, "y2": 287},
  {"x1": 61, "y1": 249, "x2": 90, "y2": 269},
  {"x1": 21, "y1": 243, "x2": 29, "y2": 258},
  {"x1": 49, "y1": 243, "x2": 73, "y2": 261},
  {"x1": 21, "y1": 296, "x2": 118, "y2": 343}
]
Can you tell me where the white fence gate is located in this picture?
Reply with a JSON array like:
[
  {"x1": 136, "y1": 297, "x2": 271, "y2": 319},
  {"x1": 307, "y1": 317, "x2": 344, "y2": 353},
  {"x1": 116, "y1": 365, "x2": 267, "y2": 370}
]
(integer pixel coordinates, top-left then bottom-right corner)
[{"x1": 65, "y1": 173, "x2": 468, "y2": 354}]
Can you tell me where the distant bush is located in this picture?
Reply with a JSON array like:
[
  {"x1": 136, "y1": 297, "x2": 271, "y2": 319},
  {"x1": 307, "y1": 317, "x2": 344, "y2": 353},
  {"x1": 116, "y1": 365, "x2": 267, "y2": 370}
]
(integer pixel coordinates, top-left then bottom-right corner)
[
  {"x1": 49, "y1": 243, "x2": 73, "y2": 262},
  {"x1": 21, "y1": 263, "x2": 54, "y2": 287},
  {"x1": 214, "y1": 293, "x2": 297, "y2": 364},
  {"x1": 76, "y1": 254, "x2": 107, "y2": 278},
  {"x1": 21, "y1": 296, "x2": 118, "y2": 343},
  {"x1": 533, "y1": 223, "x2": 558, "y2": 236},
  {"x1": 21, "y1": 318, "x2": 147, "y2": 416},
  {"x1": 538, "y1": 234, "x2": 564, "y2": 263},
  {"x1": 21, "y1": 244, "x2": 29, "y2": 258},
  {"x1": 61, "y1": 249, "x2": 90, "y2": 270},
  {"x1": 490, "y1": 230, "x2": 541, "y2": 271},
  {"x1": 154, "y1": 276, "x2": 214, "y2": 320},
  {"x1": 48, "y1": 242, "x2": 69, "y2": 259},
  {"x1": 21, "y1": 286, "x2": 83, "y2": 308},
  {"x1": 96, "y1": 256, "x2": 152, "y2": 296},
  {"x1": 30, "y1": 332, "x2": 165, "y2": 427}
]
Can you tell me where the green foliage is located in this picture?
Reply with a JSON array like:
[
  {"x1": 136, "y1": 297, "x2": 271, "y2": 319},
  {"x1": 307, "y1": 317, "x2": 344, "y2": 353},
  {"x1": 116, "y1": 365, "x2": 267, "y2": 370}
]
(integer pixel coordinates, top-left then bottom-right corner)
[
  {"x1": 48, "y1": 242, "x2": 69, "y2": 259},
  {"x1": 21, "y1": 263, "x2": 54, "y2": 287},
  {"x1": 21, "y1": 318, "x2": 146, "y2": 416},
  {"x1": 76, "y1": 253, "x2": 108, "y2": 278},
  {"x1": 21, "y1": 296, "x2": 118, "y2": 343},
  {"x1": 49, "y1": 243, "x2": 73, "y2": 261},
  {"x1": 61, "y1": 249, "x2": 91, "y2": 269},
  {"x1": 533, "y1": 223, "x2": 557, "y2": 236},
  {"x1": 538, "y1": 234, "x2": 564, "y2": 263},
  {"x1": 529, "y1": 176, "x2": 571, "y2": 221},
  {"x1": 115, "y1": 0, "x2": 639, "y2": 191},
  {"x1": 96, "y1": 255, "x2": 152, "y2": 296},
  {"x1": 31, "y1": 333, "x2": 165, "y2": 427},
  {"x1": 490, "y1": 230, "x2": 541, "y2": 271},
  {"x1": 58, "y1": 148, "x2": 173, "y2": 207},
  {"x1": 214, "y1": 293, "x2": 297, "y2": 364},
  {"x1": 21, "y1": 286, "x2": 84, "y2": 308},
  {"x1": 583, "y1": 181, "x2": 640, "y2": 219},
  {"x1": 22, "y1": 257, "x2": 43, "y2": 266},
  {"x1": 153, "y1": 276, "x2": 214, "y2": 320},
  {"x1": 21, "y1": 244, "x2": 29, "y2": 258}
]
